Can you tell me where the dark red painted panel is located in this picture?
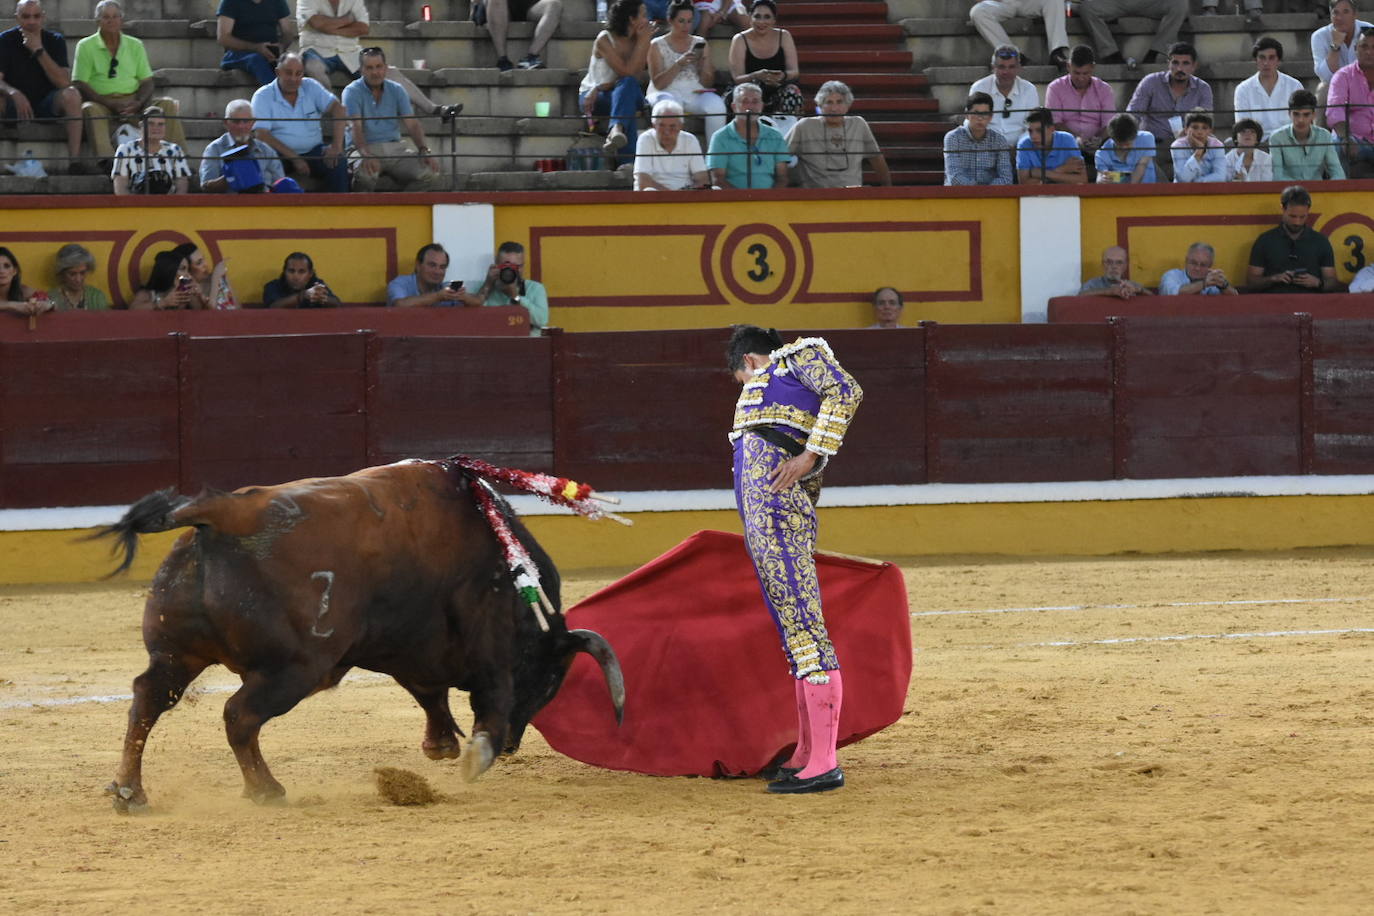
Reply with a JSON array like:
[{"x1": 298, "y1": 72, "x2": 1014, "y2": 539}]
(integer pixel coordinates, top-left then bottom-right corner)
[
  {"x1": 1310, "y1": 320, "x2": 1374, "y2": 473},
  {"x1": 1048, "y1": 293, "x2": 1374, "y2": 323},
  {"x1": 0, "y1": 462, "x2": 179, "y2": 509}
]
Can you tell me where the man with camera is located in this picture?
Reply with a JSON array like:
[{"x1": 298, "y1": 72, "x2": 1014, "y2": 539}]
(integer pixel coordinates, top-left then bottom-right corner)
[
  {"x1": 470, "y1": 241, "x2": 548, "y2": 334},
  {"x1": 386, "y1": 243, "x2": 481, "y2": 308},
  {"x1": 1246, "y1": 185, "x2": 1340, "y2": 294}
]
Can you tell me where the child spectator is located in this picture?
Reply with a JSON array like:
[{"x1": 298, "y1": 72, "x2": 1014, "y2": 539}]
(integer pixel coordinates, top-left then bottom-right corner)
[{"x1": 1225, "y1": 118, "x2": 1272, "y2": 182}]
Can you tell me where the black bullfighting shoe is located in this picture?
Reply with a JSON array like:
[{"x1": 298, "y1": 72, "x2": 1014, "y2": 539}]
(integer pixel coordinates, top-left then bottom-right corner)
[
  {"x1": 766, "y1": 766, "x2": 844, "y2": 794},
  {"x1": 757, "y1": 762, "x2": 802, "y2": 781}
]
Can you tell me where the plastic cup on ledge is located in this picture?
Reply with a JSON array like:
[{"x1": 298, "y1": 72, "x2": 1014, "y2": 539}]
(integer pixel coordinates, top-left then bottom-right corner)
[
  {"x1": 413, "y1": 59, "x2": 427, "y2": 69},
  {"x1": 534, "y1": 101, "x2": 551, "y2": 117}
]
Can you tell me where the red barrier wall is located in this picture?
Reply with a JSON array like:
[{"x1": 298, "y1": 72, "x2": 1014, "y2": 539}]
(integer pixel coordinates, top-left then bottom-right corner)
[{"x1": 1047, "y1": 292, "x2": 1374, "y2": 323}]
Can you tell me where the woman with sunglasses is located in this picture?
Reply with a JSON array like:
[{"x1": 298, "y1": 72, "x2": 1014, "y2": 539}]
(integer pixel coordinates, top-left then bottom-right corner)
[{"x1": 728, "y1": 0, "x2": 802, "y2": 115}]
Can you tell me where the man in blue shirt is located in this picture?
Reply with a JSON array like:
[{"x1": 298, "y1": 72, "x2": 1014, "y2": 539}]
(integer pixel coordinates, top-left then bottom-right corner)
[
  {"x1": 707, "y1": 83, "x2": 790, "y2": 189},
  {"x1": 201, "y1": 98, "x2": 285, "y2": 192},
  {"x1": 1016, "y1": 107, "x2": 1086, "y2": 185},
  {"x1": 251, "y1": 52, "x2": 348, "y2": 192},
  {"x1": 342, "y1": 46, "x2": 439, "y2": 191},
  {"x1": 1094, "y1": 112, "x2": 1157, "y2": 183},
  {"x1": 1158, "y1": 242, "x2": 1239, "y2": 295}
]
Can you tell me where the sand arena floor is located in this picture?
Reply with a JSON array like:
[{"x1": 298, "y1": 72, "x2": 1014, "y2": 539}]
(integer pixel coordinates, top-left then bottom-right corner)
[{"x1": 2, "y1": 549, "x2": 1374, "y2": 914}]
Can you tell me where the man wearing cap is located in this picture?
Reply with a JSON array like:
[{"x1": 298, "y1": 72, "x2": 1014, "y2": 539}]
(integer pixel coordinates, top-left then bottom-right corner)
[{"x1": 201, "y1": 98, "x2": 284, "y2": 193}]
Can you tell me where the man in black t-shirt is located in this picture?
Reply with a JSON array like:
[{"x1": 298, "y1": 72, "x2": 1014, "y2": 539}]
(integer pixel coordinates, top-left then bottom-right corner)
[
  {"x1": 1246, "y1": 185, "x2": 1341, "y2": 294},
  {"x1": 216, "y1": 0, "x2": 295, "y2": 86},
  {"x1": 0, "y1": 0, "x2": 88, "y2": 173}
]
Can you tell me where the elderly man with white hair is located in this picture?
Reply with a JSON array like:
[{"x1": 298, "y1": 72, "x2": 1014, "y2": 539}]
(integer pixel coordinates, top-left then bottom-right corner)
[
  {"x1": 200, "y1": 97, "x2": 285, "y2": 193},
  {"x1": 785, "y1": 79, "x2": 890, "y2": 188},
  {"x1": 634, "y1": 97, "x2": 710, "y2": 190}
]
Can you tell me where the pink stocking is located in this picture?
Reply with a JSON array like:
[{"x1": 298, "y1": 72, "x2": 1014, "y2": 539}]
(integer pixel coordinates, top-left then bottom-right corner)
[
  {"x1": 796, "y1": 669, "x2": 843, "y2": 779},
  {"x1": 782, "y1": 677, "x2": 810, "y2": 769}
]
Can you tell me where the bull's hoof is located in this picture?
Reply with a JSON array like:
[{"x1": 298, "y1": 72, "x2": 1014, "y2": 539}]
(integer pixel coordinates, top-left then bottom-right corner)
[
  {"x1": 422, "y1": 739, "x2": 462, "y2": 761},
  {"x1": 105, "y1": 782, "x2": 149, "y2": 815},
  {"x1": 460, "y1": 732, "x2": 495, "y2": 782},
  {"x1": 242, "y1": 785, "x2": 288, "y2": 806}
]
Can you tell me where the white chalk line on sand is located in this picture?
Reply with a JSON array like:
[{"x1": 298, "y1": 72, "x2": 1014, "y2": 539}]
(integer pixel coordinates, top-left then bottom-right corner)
[
  {"x1": 912, "y1": 595, "x2": 1371, "y2": 618},
  {"x1": 0, "y1": 671, "x2": 390, "y2": 711}
]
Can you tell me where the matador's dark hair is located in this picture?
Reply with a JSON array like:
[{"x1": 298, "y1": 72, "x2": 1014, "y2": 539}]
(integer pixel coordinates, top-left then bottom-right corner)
[{"x1": 726, "y1": 324, "x2": 784, "y2": 372}]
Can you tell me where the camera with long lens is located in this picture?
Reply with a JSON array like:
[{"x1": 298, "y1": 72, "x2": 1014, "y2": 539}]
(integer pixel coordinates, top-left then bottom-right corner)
[{"x1": 498, "y1": 264, "x2": 520, "y2": 285}]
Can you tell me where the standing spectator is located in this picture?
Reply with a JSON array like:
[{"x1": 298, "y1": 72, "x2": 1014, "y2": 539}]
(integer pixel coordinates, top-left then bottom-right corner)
[
  {"x1": 73, "y1": 0, "x2": 186, "y2": 168},
  {"x1": 969, "y1": 45, "x2": 1039, "y2": 147},
  {"x1": 1126, "y1": 41, "x2": 1211, "y2": 180},
  {"x1": 1094, "y1": 112, "x2": 1156, "y2": 183},
  {"x1": 969, "y1": 0, "x2": 1068, "y2": 72},
  {"x1": 728, "y1": 0, "x2": 802, "y2": 116},
  {"x1": 483, "y1": 0, "x2": 563, "y2": 71},
  {"x1": 386, "y1": 243, "x2": 478, "y2": 307},
  {"x1": 110, "y1": 106, "x2": 192, "y2": 195},
  {"x1": 48, "y1": 244, "x2": 111, "y2": 310},
  {"x1": 706, "y1": 82, "x2": 790, "y2": 188},
  {"x1": 0, "y1": 246, "x2": 51, "y2": 317},
  {"x1": 468, "y1": 241, "x2": 549, "y2": 334},
  {"x1": 1080, "y1": 245, "x2": 1151, "y2": 298},
  {"x1": 128, "y1": 250, "x2": 197, "y2": 310},
  {"x1": 1270, "y1": 89, "x2": 1345, "y2": 182},
  {"x1": 1313, "y1": 0, "x2": 1372, "y2": 108},
  {"x1": 944, "y1": 91, "x2": 1012, "y2": 186},
  {"x1": 200, "y1": 98, "x2": 285, "y2": 192},
  {"x1": 263, "y1": 252, "x2": 342, "y2": 307},
  {"x1": 343, "y1": 47, "x2": 440, "y2": 192},
  {"x1": 1016, "y1": 106, "x2": 1086, "y2": 184},
  {"x1": 648, "y1": 0, "x2": 726, "y2": 140},
  {"x1": 1224, "y1": 119, "x2": 1271, "y2": 182},
  {"x1": 579, "y1": 0, "x2": 651, "y2": 159},
  {"x1": 0, "y1": 0, "x2": 86, "y2": 174},
  {"x1": 1158, "y1": 242, "x2": 1238, "y2": 295},
  {"x1": 1327, "y1": 27, "x2": 1374, "y2": 178},
  {"x1": 786, "y1": 80, "x2": 890, "y2": 188},
  {"x1": 1170, "y1": 109, "x2": 1225, "y2": 183},
  {"x1": 634, "y1": 99, "x2": 710, "y2": 190},
  {"x1": 217, "y1": 0, "x2": 294, "y2": 87},
  {"x1": 1077, "y1": 0, "x2": 1188, "y2": 67},
  {"x1": 1046, "y1": 46, "x2": 1114, "y2": 167},
  {"x1": 251, "y1": 53, "x2": 349, "y2": 193},
  {"x1": 1247, "y1": 185, "x2": 1340, "y2": 294},
  {"x1": 867, "y1": 287, "x2": 904, "y2": 328},
  {"x1": 171, "y1": 242, "x2": 238, "y2": 310},
  {"x1": 1233, "y1": 37, "x2": 1303, "y2": 141}
]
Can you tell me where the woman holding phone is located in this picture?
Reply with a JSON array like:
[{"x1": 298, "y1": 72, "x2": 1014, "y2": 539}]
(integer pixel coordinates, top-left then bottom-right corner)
[
  {"x1": 728, "y1": 0, "x2": 802, "y2": 115},
  {"x1": 648, "y1": 0, "x2": 727, "y2": 139}
]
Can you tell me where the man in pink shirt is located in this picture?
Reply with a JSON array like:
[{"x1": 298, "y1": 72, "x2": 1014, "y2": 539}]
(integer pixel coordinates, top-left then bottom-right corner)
[
  {"x1": 1046, "y1": 45, "x2": 1114, "y2": 176},
  {"x1": 1327, "y1": 26, "x2": 1374, "y2": 177}
]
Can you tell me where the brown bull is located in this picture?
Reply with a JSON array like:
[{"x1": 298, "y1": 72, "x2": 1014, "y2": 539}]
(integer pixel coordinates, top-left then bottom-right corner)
[{"x1": 97, "y1": 458, "x2": 625, "y2": 812}]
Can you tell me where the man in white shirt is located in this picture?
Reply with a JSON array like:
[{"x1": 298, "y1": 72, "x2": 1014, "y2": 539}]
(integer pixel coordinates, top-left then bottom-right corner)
[
  {"x1": 1313, "y1": 0, "x2": 1373, "y2": 117},
  {"x1": 969, "y1": 44, "x2": 1039, "y2": 147},
  {"x1": 634, "y1": 98, "x2": 709, "y2": 190},
  {"x1": 1233, "y1": 36, "x2": 1304, "y2": 140}
]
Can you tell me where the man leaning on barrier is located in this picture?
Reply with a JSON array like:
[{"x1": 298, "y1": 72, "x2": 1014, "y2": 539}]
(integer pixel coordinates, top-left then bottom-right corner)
[{"x1": 1247, "y1": 185, "x2": 1341, "y2": 294}]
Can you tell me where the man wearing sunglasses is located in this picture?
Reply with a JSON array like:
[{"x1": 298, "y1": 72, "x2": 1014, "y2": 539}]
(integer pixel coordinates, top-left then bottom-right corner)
[
  {"x1": 967, "y1": 44, "x2": 1039, "y2": 147},
  {"x1": 0, "y1": 0, "x2": 88, "y2": 173},
  {"x1": 72, "y1": 0, "x2": 185, "y2": 168}
]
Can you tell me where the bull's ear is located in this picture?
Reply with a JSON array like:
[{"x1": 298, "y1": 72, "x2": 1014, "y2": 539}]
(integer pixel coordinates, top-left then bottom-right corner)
[{"x1": 566, "y1": 629, "x2": 626, "y2": 726}]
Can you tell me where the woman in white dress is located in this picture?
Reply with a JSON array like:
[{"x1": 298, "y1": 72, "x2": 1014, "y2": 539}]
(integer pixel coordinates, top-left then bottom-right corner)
[{"x1": 648, "y1": 0, "x2": 727, "y2": 140}]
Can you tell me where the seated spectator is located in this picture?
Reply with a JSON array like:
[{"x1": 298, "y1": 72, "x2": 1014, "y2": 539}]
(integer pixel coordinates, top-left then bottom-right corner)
[
  {"x1": 1224, "y1": 119, "x2": 1272, "y2": 182},
  {"x1": 0, "y1": 0, "x2": 86, "y2": 174},
  {"x1": 217, "y1": 0, "x2": 294, "y2": 87},
  {"x1": 110, "y1": 106, "x2": 192, "y2": 195},
  {"x1": 482, "y1": 0, "x2": 562, "y2": 71},
  {"x1": 1246, "y1": 185, "x2": 1339, "y2": 294},
  {"x1": 73, "y1": 0, "x2": 186, "y2": 169},
  {"x1": 969, "y1": 45, "x2": 1039, "y2": 148},
  {"x1": 48, "y1": 244, "x2": 110, "y2": 310},
  {"x1": 170, "y1": 242, "x2": 238, "y2": 310},
  {"x1": 1313, "y1": 0, "x2": 1372, "y2": 109},
  {"x1": 0, "y1": 246, "x2": 51, "y2": 316},
  {"x1": 707, "y1": 82, "x2": 790, "y2": 188},
  {"x1": 1078, "y1": 0, "x2": 1187, "y2": 67},
  {"x1": 1126, "y1": 42, "x2": 1212, "y2": 180},
  {"x1": 200, "y1": 98, "x2": 285, "y2": 193},
  {"x1": 1271, "y1": 89, "x2": 1345, "y2": 182},
  {"x1": 344, "y1": 47, "x2": 440, "y2": 192},
  {"x1": 1017, "y1": 107, "x2": 1086, "y2": 185},
  {"x1": 1079, "y1": 245, "x2": 1151, "y2": 298},
  {"x1": 868, "y1": 286, "x2": 903, "y2": 328},
  {"x1": 251, "y1": 53, "x2": 349, "y2": 193},
  {"x1": 944, "y1": 91, "x2": 1012, "y2": 186},
  {"x1": 387, "y1": 243, "x2": 478, "y2": 308},
  {"x1": 129, "y1": 250, "x2": 198, "y2": 310},
  {"x1": 1158, "y1": 242, "x2": 1238, "y2": 295},
  {"x1": 1350, "y1": 263, "x2": 1374, "y2": 293},
  {"x1": 786, "y1": 80, "x2": 890, "y2": 188},
  {"x1": 1171, "y1": 109, "x2": 1226, "y2": 183},
  {"x1": 263, "y1": 251, "x2": 341, "y2": 308},
  {"x1": 1233, "y1": 37, "x2": 1303, "y2": 142},
  {"x1": 969, "y1": 0, "x2": 1068, "y2": 72},
  {"x1": 728, "y1": 0, "x2": 802, "y2": 116},
  {"x1": 1095, "y1": 112, "x2": 1156, "y2": 183},
  {"x1": 695, "y1": 0, "x2": 748, "y2": 35},
  {"x1": 1045, "y1": 45, "x2": 1113, "y2": 168},
  {"x1": 634, "y1": 99, "x2": 710, "y2": 190},
  {"x1": 579, "y1": 0, "x2": 651, "y2": 158},
  {"x1": 1327, "y1": 28, "x2": 1374, "y2": 178},
  {"x1": 1203, "y1": 0, "x2": 1260, "y2": 28},
  {"x1": 648, "y1": 0, "x2": 726, "y2": 140},
  {"x1": 467, "y1": 241, "x2": 549, "y2": 334}
]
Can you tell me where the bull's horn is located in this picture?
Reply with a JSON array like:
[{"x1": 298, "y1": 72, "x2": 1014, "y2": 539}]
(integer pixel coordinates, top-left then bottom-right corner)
[{"x1": 568, "y1": 629, "x2": 626, "y2": 726}]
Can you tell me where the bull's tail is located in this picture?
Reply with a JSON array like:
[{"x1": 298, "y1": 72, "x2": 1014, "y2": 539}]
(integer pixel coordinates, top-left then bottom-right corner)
[{"x1": 87, "y1": 488, "x2": 194, "y2": 576}]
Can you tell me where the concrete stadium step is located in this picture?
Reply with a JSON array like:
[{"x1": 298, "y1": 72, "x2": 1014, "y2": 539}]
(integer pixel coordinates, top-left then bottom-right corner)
[
  {"x1": 40, "y1": 0, "x2": 471, "y2": 22},
  {"x1": 800, "y1": 50, "x2": 915, "y2": 73},
  {"x1": 782, "y1": 2, "x2": 894, "y2": 25}
]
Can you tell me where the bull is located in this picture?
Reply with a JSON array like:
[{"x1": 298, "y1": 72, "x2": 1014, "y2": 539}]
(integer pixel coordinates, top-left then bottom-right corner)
[{"x1": 96, "y1": 458, "x2": 625, "y2": 812}]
